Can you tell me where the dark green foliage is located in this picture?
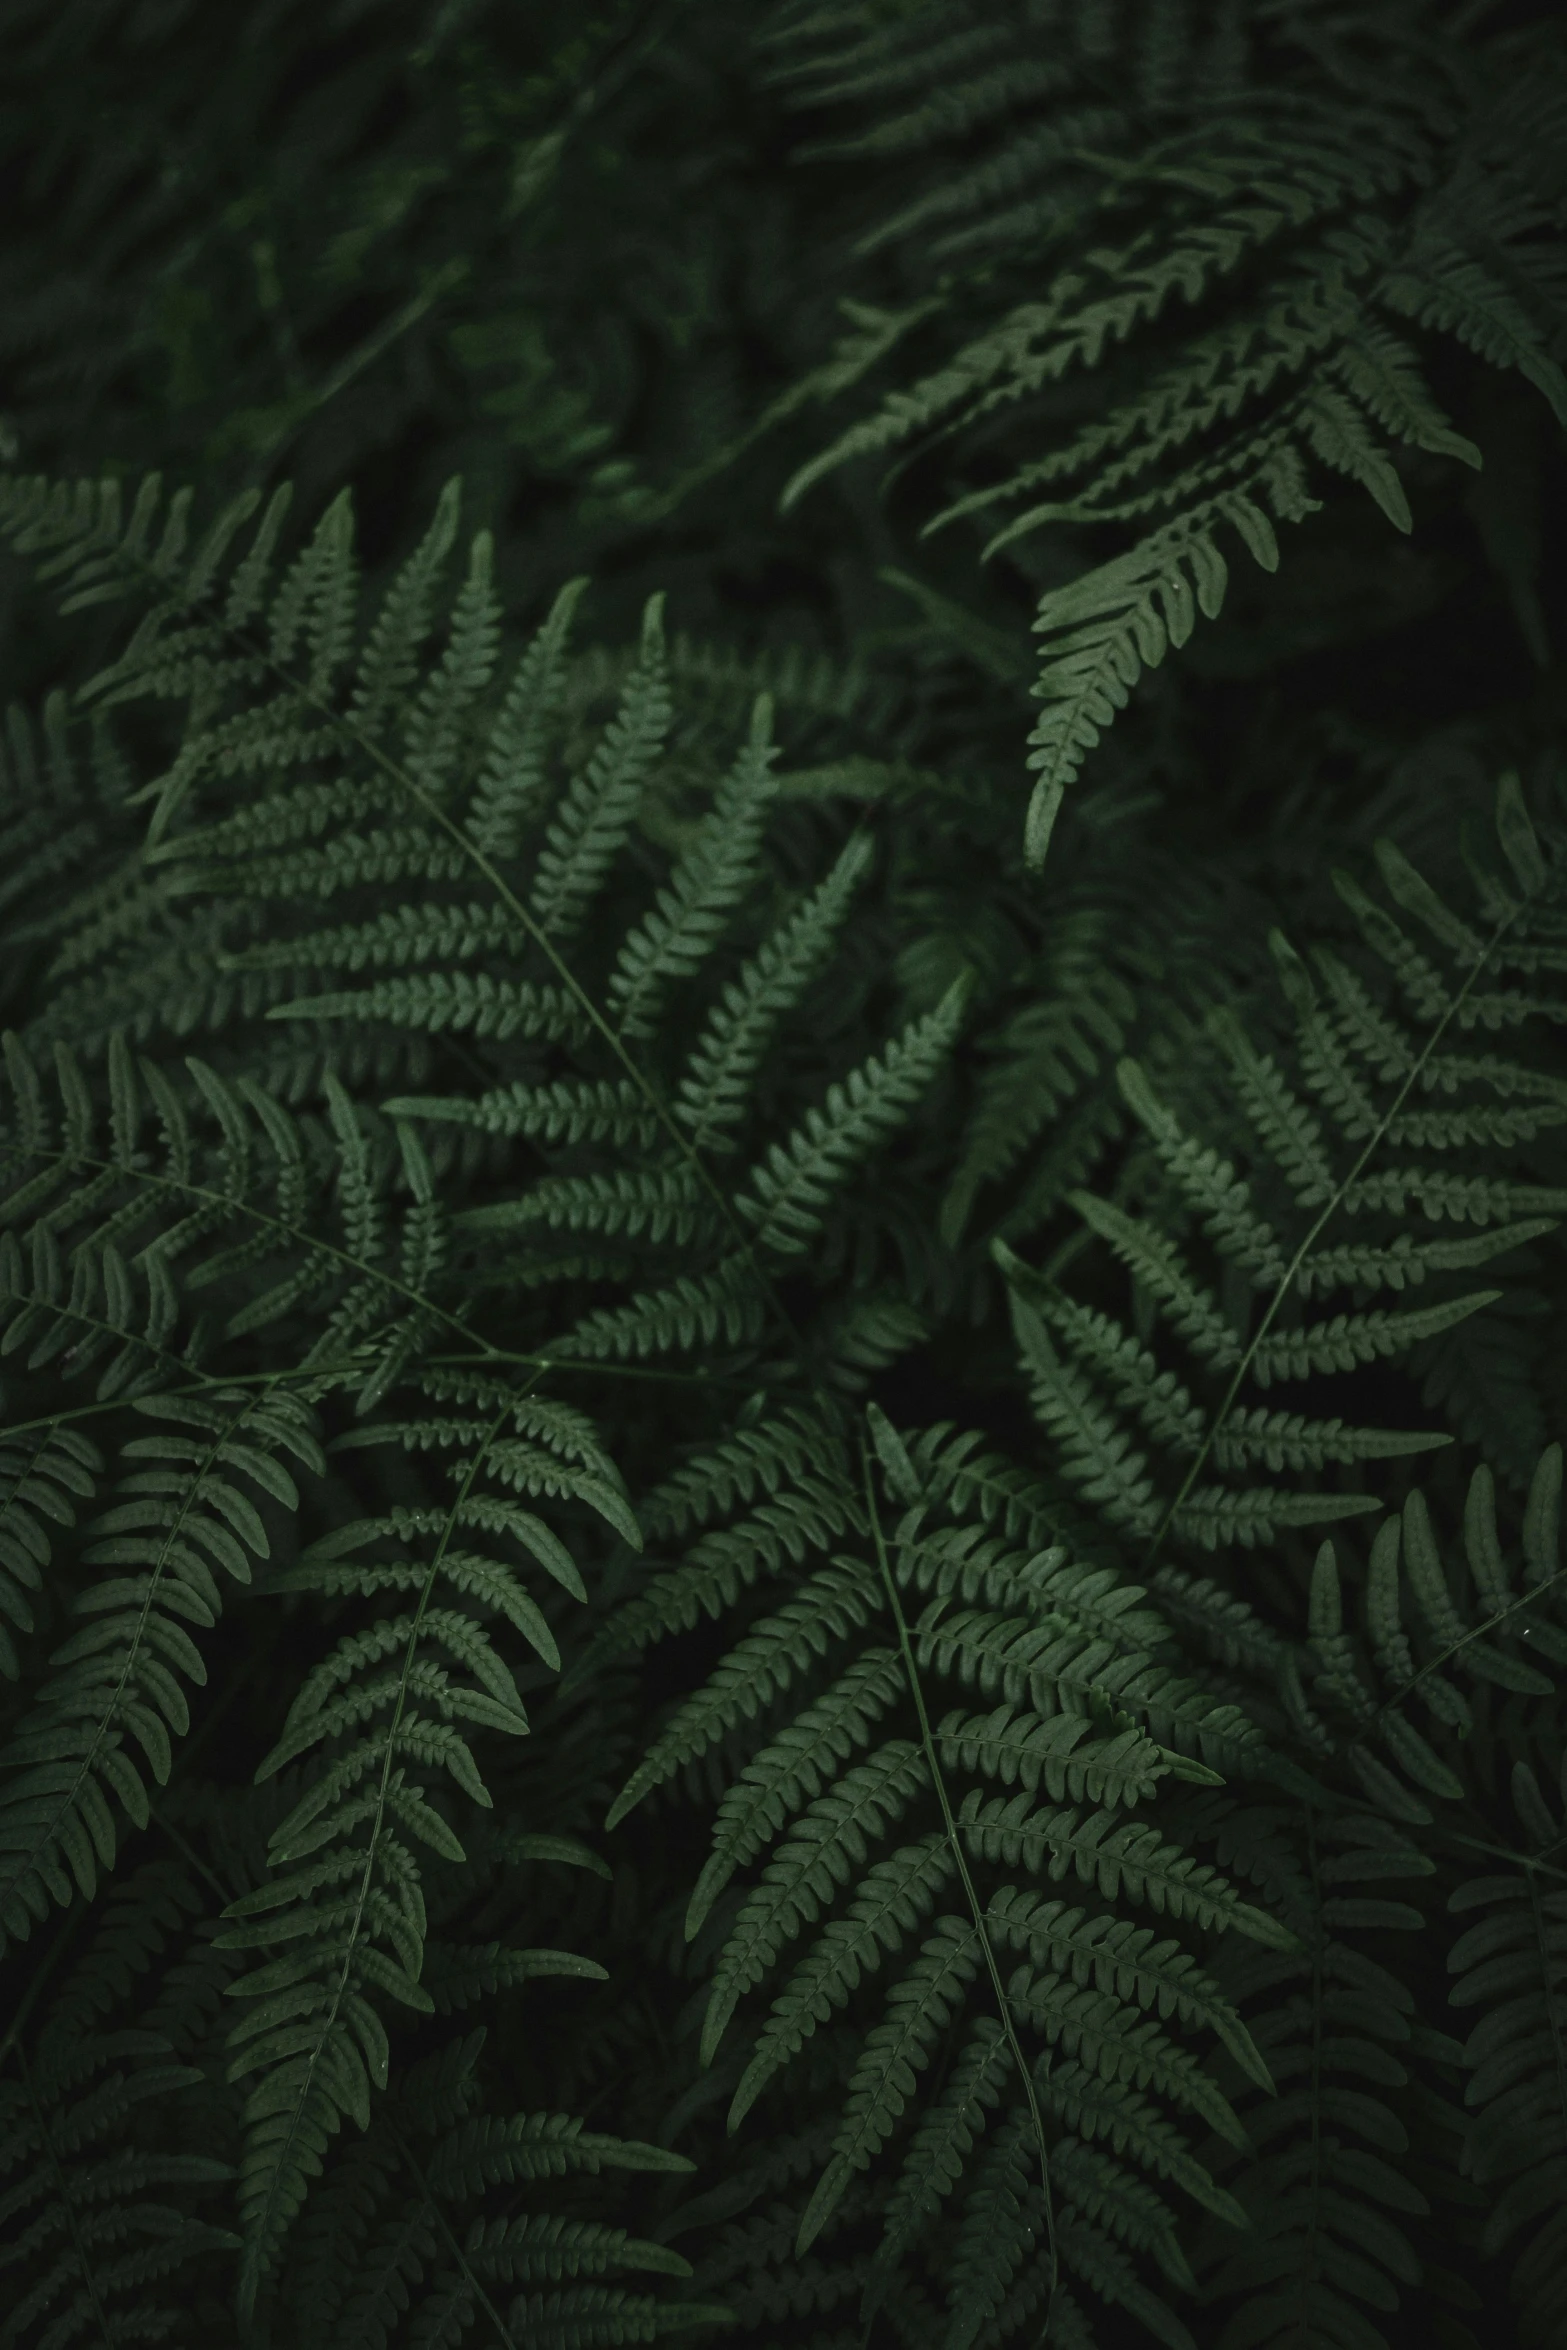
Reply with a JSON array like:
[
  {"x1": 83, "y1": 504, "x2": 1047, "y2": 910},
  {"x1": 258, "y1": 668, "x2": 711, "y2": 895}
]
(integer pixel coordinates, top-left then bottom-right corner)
[
  {"x1": 763, "y1": 0, "x2": 1567, "y2": 860},
  {"x1": 0, "y1": 4, "x2": 1564, "y2": 2349}
]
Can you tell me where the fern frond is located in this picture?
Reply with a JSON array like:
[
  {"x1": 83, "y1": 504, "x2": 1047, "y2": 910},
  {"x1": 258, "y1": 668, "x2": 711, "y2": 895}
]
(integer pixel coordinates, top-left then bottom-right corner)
[
  {"x1": 424, "y1": 2112, "x2": 694, "y2": 2198},
  {"x1": 608, "y1": 1559, "x2": 881, "y2": 1829},
  {"x1": 385, "y1": 1075, "x2": 662, "y2": 1151},
  {"x1": 466, "y1": 576, "x2": 589, "y2": 862},
  {"x1": 941, "y1": 939, "x2": 1139, "y2": 1246},
  {"x1": 0, "y1": 1387, "x2": 317, "y2": 1957},
  {"x1": 639, "y1": 1406, "x2": 848, "y2": 1543},
  {"x1": 590, "y1": 1450, "x2": 862, "y2": 1662},
  {"x1": 0, "y1": 1861, "x2": 239, "y2": 2344},
  {"x1": 1302, "y1": 1446, "x2": 1565, "y2": 1825},
  {"x1": 0, "y1": 1422, "x2": 102, "y2": 1682},
  {"x1": 762, "y1": 5, "x2": 1567, "y2": 850},
  {"x1": 997, "y1": 772, "x2": 1567, "y2": 1573},
  {"x1": 558, "y1": 1252, "x2": 768, "y2": 1365},
  {"x1": 216, "y1": 1390, "x2": 617, "y2": 2313},
  {"x1": 615, "y1": 1409, "x2": 1279, "y2": 2343},
  {"x1": 796, "y1": 1908, "x2": 983, "y2": 2253},
  {"x1": 275, "y1": 2030, "x2": 708, "y2": 2350},
  {"x1": 1199, "y1": 1807, "x2": 1435, "y2": 2350},
  {"x1": 1447, "y1": 1757, "x2": 1567, "y2": 2347}
]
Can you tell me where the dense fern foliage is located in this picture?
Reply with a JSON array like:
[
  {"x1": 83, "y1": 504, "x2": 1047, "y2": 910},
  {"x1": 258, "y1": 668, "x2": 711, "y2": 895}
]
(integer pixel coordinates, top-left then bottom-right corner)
[{"x1": 0, "y1": 3, "x2": 1564, "y2": 2348}]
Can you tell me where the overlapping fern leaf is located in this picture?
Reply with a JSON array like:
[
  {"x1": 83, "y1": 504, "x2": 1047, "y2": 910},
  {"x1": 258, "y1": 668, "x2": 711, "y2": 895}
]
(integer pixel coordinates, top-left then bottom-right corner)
[
  {"x1": 761, "y1": 0, "x2": 1567, "y2": 854},
  {"x1": 0, "y1": 1375, "x2": 316, "y2": 1962},
  {"x1": 1, "y1": 34, "x2": 1563, "y2": 2330},
  {"x1": 1288, "y1": 1446, "x2": 1566, "y2": 1830},
  {"x1": 992, "y1": 767, "x2": 1567, "y2": 1561},
  {"x1": 1175, "y1": 1438, "x2": 1567, "y2": 2350},
  {"x1": 1447, "y1": 1750, "x2": 1567, "y2": 2350},
  {"x1": 214, "y1": 1385, "x2": 640, "y2": 2322},
  {"x1": 0, "y1": 463, "x2": 969, "y2": 1386},
  {"x1": 0, "y1": 1857, "x2": 240, "y2": 2347},
  {"x1": 0, "y1": 688, "x2": 136, "y2": 1029},
  {"x1": 262, "y1": 2009, "x2": 726, "y2": 2350},
  {"x1": 0, "y1": 1008, "x2": 511, "y2": 1965},
  {"x1": 1189, "y1": 1796, "x2": 1439, "y2": 2350},
  {"x1": 938, "y1": 833, "x2": 1274, "y2": 1257},
  {"x1": 606, "y1": 1400, "x2": 1288, "y2": 2347},
  {"x1": 0, "y1": 1419, "x2": 99, "y2": 1686},
  {"x1": 1286, "y1": 1436, "x2": 1567, "y2": 2349},
  {"x1": 0, "y1": 460, "x2": 975, "y2": 2329}
]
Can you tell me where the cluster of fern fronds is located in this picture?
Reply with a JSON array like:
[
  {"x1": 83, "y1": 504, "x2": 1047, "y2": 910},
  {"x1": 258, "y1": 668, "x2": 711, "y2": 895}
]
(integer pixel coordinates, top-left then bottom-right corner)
[{"x1": 0, "y1": 4, "x2": 1564, "y2": 2349}]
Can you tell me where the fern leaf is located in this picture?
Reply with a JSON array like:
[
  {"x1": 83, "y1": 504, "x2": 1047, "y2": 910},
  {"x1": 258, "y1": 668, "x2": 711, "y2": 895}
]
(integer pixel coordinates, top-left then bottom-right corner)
[
  {"x1": 607, "y1": 692, "x2": 779, "y2": 1042},
  {"x1": 1003, "y1": 1284, "x2": 1160, "y2": 1540},
  {"x1": 1202, "y1": 1809, "x2": 1434, "y2": 2350},
  {"x1": 797, "y1": 1911, "x2": 983, "y2": 2253},
  {"x1": 527, "y1": 593, "x2": 672, "y2": 941},
  {"x1": 1447, "y1": 1758, "x2": 1567, "y2": 2343},
  {"x1": 726, "y1": 1835, "x2": 955, "y2": 2132},
  {"x1": 559, "y1": 1251, "x2": 768, "y2": 1363},
  {"x1": 674, "y1": 833, "x2": 874, "y2": 1155},
  {"x1": 347, "y1": 478, "x2": 462, "y2": 741},
  {"x1": 686, "y1": 1650, "x2": 911, "y2": 1940},
  {"x1": 0, "y1": 1389, "x2": 315, "y2": 1957},
  {"x1": 607, "y1": 1560, "x2": 880, "y2": 1828},
  {"x1": 466, "y1": 576, "x2": 589, "y2": 861},
  {"x1": 402, "y1": 526, "x2": 503, "y2": 794},
  {"x1": 1380, "y1": 241, "x2": 1567, "y2": 432},
  {"x1": 0, "y1": 1881, "x2": 239, "y2": 2345},
  {"x1": 737, "y1": 975, "x2": 968, "y2": 1254},
  {"x1": 423, "y1": 2114, "x2": 694, "y2": 2198},
  {"x1": 0, "y1": 1423, "x2": 101, "y2": 1682},
  {"x1": 699, "y1": 1733, "x2": 927, "y2": 2064},
  {"x1": 218, "y1": 1399, "x2": 597, "y2": 2310}
]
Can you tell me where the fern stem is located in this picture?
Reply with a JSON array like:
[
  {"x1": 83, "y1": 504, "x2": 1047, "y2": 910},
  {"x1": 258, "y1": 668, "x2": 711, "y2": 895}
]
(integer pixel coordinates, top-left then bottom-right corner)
[
  {"x1": 4, "y1": 1391, "x2": 266, "y2": 1933},
  {"x1": 0, "y1": 1350, "x2": 719, "y2": 1445},
  {"x1": 1526, "y1": 1856, "x2": 1567, "y2": 2143},
  {"x1": 426, "y1": 1347, "x2": 731, "y2": 1387},
  {"x1": 235, "y1": 256, "x2": 472, "y2": 475},
  {"x1": 1366, "y1": 1560, "x2": 1567, "y2": 1742},
  {"x1": 0, "y1": 1390, "x2": 197, "y2": 1442},
  {"x1": 1144, "y1": 894, "x2": 1530, "y2": 1570},
  {"x1": 389, "y1": 2121, "x2": 522, "y2": 2350},
  {"x1": 148, "y1": 1799, "x2": 237, "y2": 1911},
  {"x1": 1301, "y1": 1808, "x2": 1326, "y2": 2330},
  {"x1": 16, "y1": 2036, "x2": 118, "y2": 2350},
  {"x1": 238, "y1": 1388, "x2": 526, "y2": 2321},
  {"x1": 859, "y1": 1420, "x2": 1060, "y2": 2347},
  {"x1": 0, "y1": 1902, "x2": 92, "y2": 2074},
  {"x1": 1443, "y1": 1828, "x2": 1567, "y2": 1882},
  {"x1": 250, "y1": 621, "x2": 820, "y2": 1368},
  {"x1": 18, "y1": 1128, "x2": 489, "y2": 1360}
]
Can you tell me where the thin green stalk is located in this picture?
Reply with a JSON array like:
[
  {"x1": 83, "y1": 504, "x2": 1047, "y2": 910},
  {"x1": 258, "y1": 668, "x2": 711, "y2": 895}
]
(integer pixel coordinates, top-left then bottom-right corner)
[
  {"x1": 1145, "y1": 892, "x2": 1529, "y2": 1572},
  {"x1": 390, "y1": 2122, "x2": 522, "y2": 2350},
  {"x1": 16, "y1": 2037, "x2": 116, "y2": 2350},
  {"x1": 859, "y1": 1422, "x2": 1059, "y2": 2347}
]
